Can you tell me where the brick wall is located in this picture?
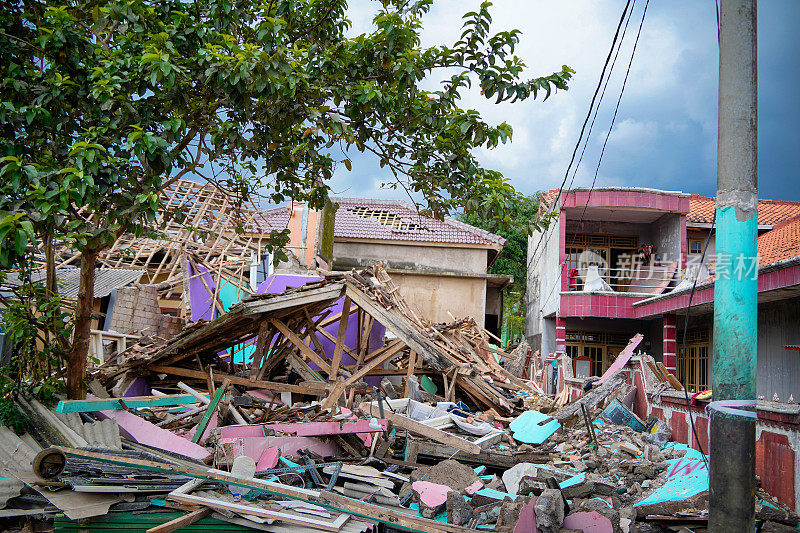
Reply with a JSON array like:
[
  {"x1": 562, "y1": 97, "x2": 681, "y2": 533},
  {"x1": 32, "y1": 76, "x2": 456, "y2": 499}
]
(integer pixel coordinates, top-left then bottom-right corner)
[{"x1": 109, "y1": 285, "x2": 184, "y2": 338}]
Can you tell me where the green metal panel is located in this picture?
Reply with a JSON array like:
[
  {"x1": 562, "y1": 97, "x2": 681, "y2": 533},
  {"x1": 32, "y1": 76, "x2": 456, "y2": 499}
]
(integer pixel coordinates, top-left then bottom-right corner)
[{"x1": 54, "y1": 511, "x2": 251, "y2": 532}]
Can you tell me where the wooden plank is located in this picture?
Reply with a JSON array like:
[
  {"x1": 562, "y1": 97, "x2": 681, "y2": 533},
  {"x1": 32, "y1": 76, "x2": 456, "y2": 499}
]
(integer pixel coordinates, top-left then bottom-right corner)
[
  {"x1": 657, "y1": 362, "x2": 685, "y2": 391},
  {"x1": 357, "y1": 402, "x2": 481, "y2": 455},
  {"x1": 405, "y1": 350, "x2": 416, "y2": 397},
  {"x1": 170, "y1": 493, "x2": 350, "y2": 532},
  {"x1": 343, "y1": 340, "x2": 405, "y2": 387},
  {"x1": 192, "y1": 379, "x2": 229, "y2": 444},
  {"x1": 270, "y1": 318, "x2": 332, "y2": 375},
  {"x1": 249, "y1": 320, "x2": 272, "y2": 380},
  {"x1": 52, "y1": 448, "x2": 475, "y2": 532},
  {"x1": 242, "y1": 284, "x2": 344, "y2": 315},
  {"x1": 315, "y1": 324, "x2": 361, "y2": 362},
  {"x1": 286, "y1": 352, "x2": 325, "y2": 383},
  {"x1": 329, "y1": 296, "x2": 351, "y2": 378},
  {"x1": 344, "y1": 283, "x2": 451, "y2": 372},
  {"x1": 319, "y1": 380, "x2": 348, "y2": 411},
  {"x1": 148, "y1": 365, "x2": 327, "y2": 396},
  {"x1": 56, "y1": 395, "x2": 196, "y2": 413},
  {"x1": 315, "y1": 491, "x2": 473, "y2": 533},
  {"x1": 145, "y1": 508, "x2": 212, "y2": 533},
  {"x1": 53, "y1": 447, "x2": 317, "y2": 500},
  {"x1": 551, "y1": 373, "x2": 626, "y2": 421}
]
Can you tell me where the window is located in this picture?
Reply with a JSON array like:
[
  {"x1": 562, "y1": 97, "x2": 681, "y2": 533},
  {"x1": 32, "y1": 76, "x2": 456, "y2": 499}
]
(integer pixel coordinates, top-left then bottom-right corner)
[
  {"x1": 565, "y1": 331, "x2": 633, "y2": 378},
  {"x1": 689, "y1": 239, "x2": 704, "y2": 255},
  {"x1": 564, "y1": 233, "x2": 638, "y2": 292},
  {"x1": 348, "y1": 207, "x2": 426, "y2": 231},
  {"x1": 678, "y1": 329, "x2": 710, "y2": 392}
]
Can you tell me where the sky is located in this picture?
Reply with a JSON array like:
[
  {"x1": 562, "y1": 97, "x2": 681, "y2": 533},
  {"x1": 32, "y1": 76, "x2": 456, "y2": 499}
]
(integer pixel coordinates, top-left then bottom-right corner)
[{"x1": 328, "y1": 0, "x2": 800, "y2": 203}]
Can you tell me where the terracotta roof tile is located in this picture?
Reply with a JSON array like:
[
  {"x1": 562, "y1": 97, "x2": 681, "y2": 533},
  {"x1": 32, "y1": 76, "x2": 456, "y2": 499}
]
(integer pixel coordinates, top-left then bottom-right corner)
[
  {"x1": 249, "y1": 205, "x2": 291, "y2": 233},
  {"x1": 688, "y1": 194, "x2": 800, "y2": 226},
  {"x1": 249, "y1": 198, "x2": 505, "y2": 246},
  {"x1": 330, "y1": 197, "x2": 505, "y2": 246},
  {"x1": 758, "y1": 215, "x2": 800, "y2": 267}
]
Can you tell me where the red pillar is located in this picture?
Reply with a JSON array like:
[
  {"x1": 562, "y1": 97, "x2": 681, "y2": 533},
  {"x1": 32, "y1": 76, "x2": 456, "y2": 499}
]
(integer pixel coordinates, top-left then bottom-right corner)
[{"x1": 662, "y1": 314, "x2": 678, "y2": 375}]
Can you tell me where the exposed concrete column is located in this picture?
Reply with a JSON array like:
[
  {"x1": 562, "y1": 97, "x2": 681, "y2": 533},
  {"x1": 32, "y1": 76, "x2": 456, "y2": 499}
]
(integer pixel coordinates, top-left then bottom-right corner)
[
  {"x1": 710, "y1": 0, "x2": 758, "y2": 530},
  {"x1": 662, "y1": 314, "x2": 678, "y2": 375}
]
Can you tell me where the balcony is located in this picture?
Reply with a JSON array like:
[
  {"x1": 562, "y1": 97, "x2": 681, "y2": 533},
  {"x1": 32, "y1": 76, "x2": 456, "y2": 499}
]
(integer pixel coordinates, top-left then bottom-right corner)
[{"x1": 561, "y1": 261, "x2": 679, "y2": 318}]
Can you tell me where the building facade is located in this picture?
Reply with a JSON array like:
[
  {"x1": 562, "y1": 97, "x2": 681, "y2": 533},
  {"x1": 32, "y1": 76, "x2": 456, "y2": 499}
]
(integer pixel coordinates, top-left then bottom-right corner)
[
  {"x1": 258, "y1": 198, "x2": 511, "y2": 334},
  {"x1": 527, "y1": 187, "x2": 800, "y2": 398}
]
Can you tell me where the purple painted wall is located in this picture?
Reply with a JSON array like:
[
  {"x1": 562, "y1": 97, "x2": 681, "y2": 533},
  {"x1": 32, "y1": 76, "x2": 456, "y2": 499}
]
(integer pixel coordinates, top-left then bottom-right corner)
[
  {"x1": 187, "y1": 262, "x2": 218, "y2": 321},
  {"x1": 256, "y1": 275, "x2": 386, "y2": 383},
  {"x1": 187, "y1": 271, "x2": 386, "y2": 383}
]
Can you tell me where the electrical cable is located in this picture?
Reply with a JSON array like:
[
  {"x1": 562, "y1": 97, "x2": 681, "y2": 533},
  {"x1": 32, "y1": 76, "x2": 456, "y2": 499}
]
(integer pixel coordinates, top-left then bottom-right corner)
[
  {"x1": 678, "y1": 214, "x2": 716, "y2": 469},
  {"x1": 578, "y1": 0, "x2": 651, "y2": 222},
  {"x1": 676, "y1": 0, "x2": 721, "y2": 469},
  {"x1": 562, "y1": 0, "x2": 637, "y2": 198},
  {"x1": 535, "y1": 0, "x2": 641, "y2": 314},
  {"x1": 526, "y1": 0, "x2": 633, "y2": 273}
]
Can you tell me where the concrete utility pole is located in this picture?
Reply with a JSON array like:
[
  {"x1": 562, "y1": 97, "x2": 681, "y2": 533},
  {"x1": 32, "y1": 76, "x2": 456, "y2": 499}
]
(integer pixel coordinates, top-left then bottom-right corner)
[{"x1": 710, "y1": 0, "x2": 757, "y2": 530}]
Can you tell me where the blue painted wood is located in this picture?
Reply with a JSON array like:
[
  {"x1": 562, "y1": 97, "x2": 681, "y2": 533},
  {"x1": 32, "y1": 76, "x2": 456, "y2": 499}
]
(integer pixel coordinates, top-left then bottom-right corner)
[
  {"x1": 600, "y1": 399, "x2": 646, "y2": 431},
  {"x1": 509, "y1": 410, "x2": 561, "y2": 444},
  {"x1": 56, "y1": 395, "x2": 196, "y2": 413}
]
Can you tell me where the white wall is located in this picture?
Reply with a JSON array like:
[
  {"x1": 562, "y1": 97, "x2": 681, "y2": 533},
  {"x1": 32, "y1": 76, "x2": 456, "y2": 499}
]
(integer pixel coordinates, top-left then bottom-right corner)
[{"x1": 526, "y1": 215, "x2": 561, "y2": 343}]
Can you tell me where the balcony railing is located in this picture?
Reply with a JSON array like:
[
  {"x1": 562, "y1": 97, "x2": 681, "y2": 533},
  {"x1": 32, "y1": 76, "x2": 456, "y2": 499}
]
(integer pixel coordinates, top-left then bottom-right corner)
[{"x1": 566, "y1": 263, "x2": 678, "y2": 294}]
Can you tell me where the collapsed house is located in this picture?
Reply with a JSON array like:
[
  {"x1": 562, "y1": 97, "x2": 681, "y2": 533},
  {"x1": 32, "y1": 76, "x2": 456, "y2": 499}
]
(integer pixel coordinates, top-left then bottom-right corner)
[
  {"x1": 1, "y1": 264, "x2": 797, "y2": 532},
  {"x1": 526, "y1": 186, "x2": 800, "y2": 514}
]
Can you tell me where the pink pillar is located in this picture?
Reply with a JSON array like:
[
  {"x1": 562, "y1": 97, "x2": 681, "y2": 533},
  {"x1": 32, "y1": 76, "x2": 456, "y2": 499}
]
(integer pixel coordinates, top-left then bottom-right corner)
[
  {"x1": 679, "y1": 214, "x2": 688, "y2": 270},
  {"x1": 662, "y1": 314, "x2": 678, "y2": 375},
  {"x1": 559, "y1": 211, "x2": 568, "y2": 292}
]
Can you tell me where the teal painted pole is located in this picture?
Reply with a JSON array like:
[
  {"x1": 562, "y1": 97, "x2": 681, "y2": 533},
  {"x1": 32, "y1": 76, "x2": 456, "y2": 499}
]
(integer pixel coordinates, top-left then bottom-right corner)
[{"x1": 710, "y1": 0, "x2": 757, "y2": 531}]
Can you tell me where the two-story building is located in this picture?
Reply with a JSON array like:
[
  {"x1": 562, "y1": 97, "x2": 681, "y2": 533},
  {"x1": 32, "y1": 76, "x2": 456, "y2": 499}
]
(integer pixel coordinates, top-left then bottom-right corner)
[
  {"x1": 527, "y1": 187, "x2": 800, "y2": 397},
  {"x1": 256, "y1": 197, "x2": 512, "y2": 334}
]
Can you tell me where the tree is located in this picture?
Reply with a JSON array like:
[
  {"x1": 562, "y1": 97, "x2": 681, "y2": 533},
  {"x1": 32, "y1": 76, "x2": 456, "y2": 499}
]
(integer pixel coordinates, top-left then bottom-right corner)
[
  {"x1": 458, "y1": 192, "x2": 555, "y2": 343},
  {"x1": 0, "y1": 0, "x2": 573, "y2": 398}
]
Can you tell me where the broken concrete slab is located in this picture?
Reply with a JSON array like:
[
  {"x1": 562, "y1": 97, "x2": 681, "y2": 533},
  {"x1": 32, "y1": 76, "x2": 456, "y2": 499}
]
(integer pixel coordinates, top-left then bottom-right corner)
[
  {"x1": 534, "y1": 488, "x2": 565, "y2": 533},
  {"x1": 633, "y1": 455, "x2": 709, "y2": 518},
  {"x1": 412, "y1": 480, "x2": 453, "y2": 518},
  {"x1": 503, "y1": 463, "x2": 573, "y2": 495},
  {"x1": 446, "y1": 491, "x2": 472, "y2": 525}
]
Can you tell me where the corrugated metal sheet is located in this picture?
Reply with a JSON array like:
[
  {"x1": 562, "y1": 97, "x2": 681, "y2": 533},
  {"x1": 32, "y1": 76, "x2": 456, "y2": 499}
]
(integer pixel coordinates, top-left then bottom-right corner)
[
  {"x1": 0, "y1": 426, "x2": 37, "y2": 472},
  {"x1": 52, "y1": 412, "x2": 122, "y2": 450},
  {"x1": 3, "y1": 268, "x2": 144, "y2": 299},
  {"x1": 0, "y1": 477, "x2": 24, "y2": 510},
  {"x1": 0, "y1": 427, "x2": 37, "y2": 509}
]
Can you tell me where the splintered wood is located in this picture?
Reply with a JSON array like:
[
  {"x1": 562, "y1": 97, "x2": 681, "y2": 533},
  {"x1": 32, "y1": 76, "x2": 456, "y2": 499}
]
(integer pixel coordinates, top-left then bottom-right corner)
[
  {"x1": 92, "y1": 264, "x2": 534, "y2": 416},
  {"x1": 44, "y1": 178, "x2": 276, "y2": 309}
]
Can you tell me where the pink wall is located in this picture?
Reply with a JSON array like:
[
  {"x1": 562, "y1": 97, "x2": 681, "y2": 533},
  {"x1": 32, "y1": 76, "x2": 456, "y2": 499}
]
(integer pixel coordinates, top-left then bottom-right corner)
[
  {"x1": 634, "y1": 263, "x2": 800, "y2": 318},
  {"x1": 559, "y1": 190, "x2": 690, "y2": 212}
]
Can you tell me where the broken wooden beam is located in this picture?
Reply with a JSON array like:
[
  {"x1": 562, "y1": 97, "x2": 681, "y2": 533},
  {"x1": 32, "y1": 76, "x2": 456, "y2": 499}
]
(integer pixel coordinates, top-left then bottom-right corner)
[{"x1": 56, "y1": 395, "x2": 196, "y2": 413}]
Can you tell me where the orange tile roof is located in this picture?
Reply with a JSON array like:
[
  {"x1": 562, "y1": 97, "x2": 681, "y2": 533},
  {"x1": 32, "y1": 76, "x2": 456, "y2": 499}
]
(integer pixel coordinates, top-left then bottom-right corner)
[
  {"x1": 758, "y1": 215, "x2": 800, "y2": 267},
  {"x1": 688, "y1": 194, "x2": 800, "y2": 226}
]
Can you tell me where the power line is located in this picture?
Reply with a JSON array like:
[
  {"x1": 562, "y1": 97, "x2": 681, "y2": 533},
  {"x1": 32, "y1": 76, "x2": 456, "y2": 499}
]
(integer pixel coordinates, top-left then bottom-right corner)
[
  {"x1": 526, "y1": 0, "x2": 634, "y2": 274},
  {"x1": 536, "y1": 0, "x2": 650, "y2": 319},
  {"x1": 563, "y1": 0, "x2": 637, "y2": 198},
  {"x1": 578, "y1": 0, "x2": 651, "y2": 223}
]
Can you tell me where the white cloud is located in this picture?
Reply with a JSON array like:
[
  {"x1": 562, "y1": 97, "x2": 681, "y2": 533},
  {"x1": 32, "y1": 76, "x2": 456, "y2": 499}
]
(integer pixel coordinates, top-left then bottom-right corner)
[{"x1": 336, "y1": 0, "x2": 797, "y2": 201}]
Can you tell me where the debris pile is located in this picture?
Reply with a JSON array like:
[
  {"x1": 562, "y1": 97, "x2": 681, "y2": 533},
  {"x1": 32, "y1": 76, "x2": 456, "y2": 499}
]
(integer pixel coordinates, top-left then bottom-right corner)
[{"x1": 0, "y1": 266, "x2": 793, "y2": 532}]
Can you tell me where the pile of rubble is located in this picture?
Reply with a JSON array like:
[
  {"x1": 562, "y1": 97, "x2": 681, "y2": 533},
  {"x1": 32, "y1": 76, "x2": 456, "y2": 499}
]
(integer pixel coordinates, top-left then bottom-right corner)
[{"x1": 0, "y1": 267, "x2": 795, "y2": 532}]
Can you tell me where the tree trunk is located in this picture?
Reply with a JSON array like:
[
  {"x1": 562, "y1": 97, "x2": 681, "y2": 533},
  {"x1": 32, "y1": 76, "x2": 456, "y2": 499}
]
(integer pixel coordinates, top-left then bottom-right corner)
[
  {"x1": 44, "y1": 232, "x2": 57, "y2": 298},
  {"x1": 66, "y1": 247, "x2": 97, "y2": 399}
]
